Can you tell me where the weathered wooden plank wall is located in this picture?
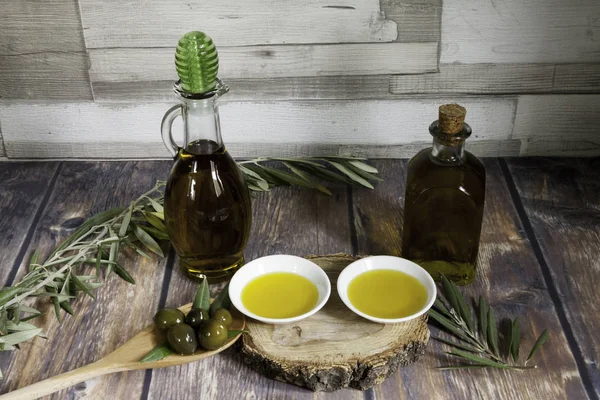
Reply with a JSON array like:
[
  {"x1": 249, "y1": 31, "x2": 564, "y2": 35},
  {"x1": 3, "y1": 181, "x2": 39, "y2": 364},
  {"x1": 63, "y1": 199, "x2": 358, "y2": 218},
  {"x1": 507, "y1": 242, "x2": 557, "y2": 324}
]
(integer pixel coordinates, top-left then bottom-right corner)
[{"x1": 0, "y1": 0, "x2": 599, "y2": 159}]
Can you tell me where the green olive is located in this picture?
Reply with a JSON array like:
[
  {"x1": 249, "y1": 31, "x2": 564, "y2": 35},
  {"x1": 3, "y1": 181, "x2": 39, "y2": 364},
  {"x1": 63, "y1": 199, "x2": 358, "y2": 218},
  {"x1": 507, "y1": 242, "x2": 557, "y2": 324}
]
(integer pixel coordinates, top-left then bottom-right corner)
[
  {"x1": 211, "y1": 308, "x2": 233, "y2": 328},
  {"x1": 167, "y1": 324, "x2": 198, "y2": 355},
  {"x1": 185, "y1": 308, "x2": 209, "y2": 329},
  {"x1": 198, "y1": 320, "x2": 228, "y2": 350},
  {"x1": 154, "y1": 308, "x2": 185, "y2": 331}
]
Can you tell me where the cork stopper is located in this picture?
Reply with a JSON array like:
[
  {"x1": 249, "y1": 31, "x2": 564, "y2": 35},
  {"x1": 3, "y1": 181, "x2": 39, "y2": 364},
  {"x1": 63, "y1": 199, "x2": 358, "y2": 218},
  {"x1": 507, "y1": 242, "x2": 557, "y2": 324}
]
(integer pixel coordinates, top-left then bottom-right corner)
[{"x1": 438, "y1": 103, "x2": 466, "y2": 134}]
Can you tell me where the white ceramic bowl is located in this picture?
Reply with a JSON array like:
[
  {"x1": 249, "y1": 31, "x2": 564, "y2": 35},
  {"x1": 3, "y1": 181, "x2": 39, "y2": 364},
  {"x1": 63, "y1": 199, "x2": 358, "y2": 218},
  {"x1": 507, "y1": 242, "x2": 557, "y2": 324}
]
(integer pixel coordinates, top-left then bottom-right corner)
[
  {"x1": 229, "y1": 255, "x2": 331, "y2": 324},
  {"x1": 337, "y1": 255, "x2": 436, "y2": 324}
]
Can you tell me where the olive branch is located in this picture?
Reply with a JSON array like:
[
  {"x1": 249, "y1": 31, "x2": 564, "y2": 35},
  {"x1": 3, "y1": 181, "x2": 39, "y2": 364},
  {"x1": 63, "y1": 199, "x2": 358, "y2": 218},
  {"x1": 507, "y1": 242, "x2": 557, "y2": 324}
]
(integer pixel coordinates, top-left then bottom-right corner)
[{"x1": 430, "y1": 275, "x2": 549, "y2": 370}]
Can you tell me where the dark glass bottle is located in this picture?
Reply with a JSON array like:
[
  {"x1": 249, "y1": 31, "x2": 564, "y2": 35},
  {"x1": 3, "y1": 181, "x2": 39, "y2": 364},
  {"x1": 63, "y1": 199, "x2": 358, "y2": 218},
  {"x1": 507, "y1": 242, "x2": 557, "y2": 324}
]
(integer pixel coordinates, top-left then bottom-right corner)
[
  {"x1": 401, "y1": 104, "x2": 485, "y2": 285},
  {"x1": 161, "y1": 83, "x2": 252, "y2": 283}
]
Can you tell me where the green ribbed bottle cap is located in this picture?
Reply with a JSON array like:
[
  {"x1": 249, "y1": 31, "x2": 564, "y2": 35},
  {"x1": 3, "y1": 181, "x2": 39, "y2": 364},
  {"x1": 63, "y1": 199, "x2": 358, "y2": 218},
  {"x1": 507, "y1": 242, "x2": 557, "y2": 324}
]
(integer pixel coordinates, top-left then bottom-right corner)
[{"x1": 175, "y1": 31, "x2": 219, "y2": 94}]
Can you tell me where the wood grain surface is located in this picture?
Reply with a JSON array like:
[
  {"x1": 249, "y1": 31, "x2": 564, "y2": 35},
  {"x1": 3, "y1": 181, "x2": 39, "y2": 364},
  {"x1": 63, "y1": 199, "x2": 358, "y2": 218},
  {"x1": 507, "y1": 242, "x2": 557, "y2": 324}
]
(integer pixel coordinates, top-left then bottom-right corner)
[
  {"x1": 0, "y1": 162, "x2": 59, "y2": 283},
  {"x1": 0, "y1": 161, "x2": 171, "y2": 399},
  {"x1": 79, "y1": 0, "x2": 399, "y2": 48},
  {"x1": 0, "y1": 159, "x2": 597, "y2": 399},
  {"x1": 506, "y1": 157, "x2": 600, "y2": 398},
  {"x1": 352, "y1": 159, "x2": 589, "y2": 399}
]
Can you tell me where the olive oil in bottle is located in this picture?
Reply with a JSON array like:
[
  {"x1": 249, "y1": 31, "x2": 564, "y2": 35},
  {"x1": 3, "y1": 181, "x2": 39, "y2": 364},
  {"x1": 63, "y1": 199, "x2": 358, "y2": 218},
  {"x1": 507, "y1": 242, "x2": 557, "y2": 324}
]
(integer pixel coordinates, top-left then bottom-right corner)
[
  {"x1": 402, "y1": 104, "x2": 485, "y2": 285},
  {"x1": 161, "y1": 32, "x2": 252, "y2": 283}
]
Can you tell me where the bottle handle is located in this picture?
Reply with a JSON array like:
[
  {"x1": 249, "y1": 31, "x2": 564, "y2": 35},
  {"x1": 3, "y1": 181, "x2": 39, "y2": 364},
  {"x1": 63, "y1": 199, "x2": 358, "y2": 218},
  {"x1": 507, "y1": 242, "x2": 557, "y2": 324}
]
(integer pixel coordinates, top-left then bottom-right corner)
[{"x1": 161, "y1": 104, "x2": 182, "y2": 158}]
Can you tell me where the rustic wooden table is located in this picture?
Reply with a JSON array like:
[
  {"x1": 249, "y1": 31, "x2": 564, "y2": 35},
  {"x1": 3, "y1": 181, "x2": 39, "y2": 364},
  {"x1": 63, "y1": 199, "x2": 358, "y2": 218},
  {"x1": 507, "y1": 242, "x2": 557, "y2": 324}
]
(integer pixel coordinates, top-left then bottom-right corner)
[{"x1": 0, "y1": 158, "x2": 598, "y2": 400}]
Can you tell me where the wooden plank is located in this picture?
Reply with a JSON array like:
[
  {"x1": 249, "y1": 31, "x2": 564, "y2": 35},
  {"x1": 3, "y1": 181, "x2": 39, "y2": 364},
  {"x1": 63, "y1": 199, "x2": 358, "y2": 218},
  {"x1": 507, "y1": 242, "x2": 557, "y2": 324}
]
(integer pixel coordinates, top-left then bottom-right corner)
[
  {"x1": 92, "y1": 76, "x2": 395, "y2": 102},
  {"x1": 0, "y1": 0, "x2": 92, "y2": 100},
  {"x1": 89, "y1": 43, "x2": 438, "y2": 83},
  {"x1": 506, "y1": 157, "x2": 600, "y2": 398},
  {"x1": 351, "y1": 159, "x2": 589, "y2": 399},
  {"x1": 513, "y1": 95, "x2": 600, "y2": 156},
  {"x1": 147, "y1": 185, "x2": 358, "y2": 399},
  {"x1": 0, "y1": 141, "x2": 522, "y2": 161},
  {"x1": 0, "y1": 162, "x2": 59, "y2": 284},
  {"x1": 79, "y1": 0, "x2": 398, "y2": 48},
  {"x1": 441, "y1": 0, "x2": 600, "y2": 64},
  {"x1": 0, "y1": 98, "x2": 516, "y2": 159},
  {"x1": 391, "y1": 64, "x2": 555, "y2": 94},
  {"x1": 391, "y1": 63, "x2": 600, "y2": 95},
  {"x1": 0, "y1": 161, "x2": 172, "y2": 399},
  {"x1": 0, "y1": 53, "x2": 92, "y2": 100},
  {"x1": 380, "y1": 0, "x2": 442, "y2": 42},
  {"x1": 553, "y1": 64, "x2": 600, "y2": 93},
  {"x1": 0, "y1": 0, "x2": 85, "y2": 55}
]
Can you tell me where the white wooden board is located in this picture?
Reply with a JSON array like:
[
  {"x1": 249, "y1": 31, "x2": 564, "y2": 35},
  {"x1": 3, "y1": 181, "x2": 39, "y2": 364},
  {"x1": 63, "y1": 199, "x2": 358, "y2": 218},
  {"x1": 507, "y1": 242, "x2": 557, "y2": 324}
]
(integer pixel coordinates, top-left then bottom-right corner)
[
  {"x1": 79, "y1": 0, "x2": 398, "y2": 48},
  {"x1": 0, "y1": 53, "x2": 93, "y2": 100},
  {"x1": 0, "y1": 98, "x2": 516, "y2": 158},
  {"x1": 553, "y1": 64, "x2": 600, "y2": 93},
  {"x1": 441, "y1": 0, "x2": 600, "y2": 64},
  {"x1": 513, "y1": 95, "x2": 600, "y2": 156},
  {"x1": 391, "y1": 64, "x2": 555, "y2": 94},
  {"x1": 89, "y1": 43, "x2": 438, "y2": 83},
  {"x1": 391, "y1": 63, "x2": 600, "y2": 95},
  {"x1": 0, "y1": 0, "x2": 85, "y2": 55},
  {"x1": 91, "y1": 76, "x2": 395, "y2": 102}
]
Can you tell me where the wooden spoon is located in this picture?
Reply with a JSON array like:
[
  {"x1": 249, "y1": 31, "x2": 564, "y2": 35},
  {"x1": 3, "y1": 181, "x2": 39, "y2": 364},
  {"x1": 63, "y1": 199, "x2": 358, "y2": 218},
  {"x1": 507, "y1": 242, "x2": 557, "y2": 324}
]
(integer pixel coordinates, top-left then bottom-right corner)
[{"x1": 0, "y1": 303, "x2": 245, "y2": 400}]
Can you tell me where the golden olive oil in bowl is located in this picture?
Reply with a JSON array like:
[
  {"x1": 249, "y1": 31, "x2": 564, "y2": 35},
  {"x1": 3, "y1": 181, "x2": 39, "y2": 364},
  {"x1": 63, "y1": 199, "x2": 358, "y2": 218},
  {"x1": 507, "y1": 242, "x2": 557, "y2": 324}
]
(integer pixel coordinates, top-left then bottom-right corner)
[
  {"x1": 241, "y1": 272, "x2": 319, "y2": 319},
  {"x1": 348, "y1": 270, "x2": 428, "y2": 319},
  {"x1": 337, "y1": 256, "x2": 437, "y2": 324},
  {"x1": 229, "y1": 255, "x2": 331, "y2": 324}
]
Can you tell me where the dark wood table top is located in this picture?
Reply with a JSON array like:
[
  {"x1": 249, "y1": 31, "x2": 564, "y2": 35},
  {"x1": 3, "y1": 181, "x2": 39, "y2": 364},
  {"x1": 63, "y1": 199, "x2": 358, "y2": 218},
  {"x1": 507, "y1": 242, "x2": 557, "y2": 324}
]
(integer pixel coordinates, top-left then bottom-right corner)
[{"x1": 0, "y1": 158, "x2": 598, "y2": 400}]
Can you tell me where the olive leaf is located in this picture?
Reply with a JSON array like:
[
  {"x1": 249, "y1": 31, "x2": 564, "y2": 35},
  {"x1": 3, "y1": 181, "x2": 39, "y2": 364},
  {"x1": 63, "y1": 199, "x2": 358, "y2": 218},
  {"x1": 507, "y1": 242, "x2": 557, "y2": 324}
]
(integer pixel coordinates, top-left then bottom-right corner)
[
  {"x1": 282, "y1": 162, "x2": 332, "y2": 195},
  {"x1": 479, "y1": 296, "x2": 488, "y2": 344},
  {"x1": 228, "y1": 329, "x2": 248, "y2": 339},
  {"x1": 510, "y1": 318, "x2": 520, "y2": 362},
  {"x1": 0, "y1": 328, "x2": 43, "y2": 347},
  {"x1": 140, "y1": 344, "x2": 174, "y2": 363},
  {"x1": 347, "y1": 160, "x2": 378, "y2": 174},
  {"x1": 326, "y1": 161, "x2": 374, "y2": 189},
  {"x1": 146, "y1": 197, "x2": 164, "y2": 213},
  {"x1": 113, "y1": 262, "x2": 136, "y2": 284},
  {"x1": 446, "y1": 349, "x2": 517, "y2": 370},
  {"x1": 143, "y1": 212, "x2": 167, "y2": 232},
  {"x1": 118, "y1": 203, "x2": 134, "y2": 238},
  {"x1": 29, "y1": 250, "x2": 40, "y2": 272},
  {"x1": 487, "y1": 308, "x2": 500, "y2": 357},
  {"x1": 193, "y1": 278, "x2": 210, "y2": 311},
  {"x1": 527, "y1": 329, "x2": 549, "y2": 362},
  {"x1": 209, "y1": 283, "x2": 231, "y2": 315},
  {"x1": 140, "y1": 225, "x2": 170, "y2": 241},
  {"x1": 134, "y1": 225, "x2": 164, "y2": 257}
]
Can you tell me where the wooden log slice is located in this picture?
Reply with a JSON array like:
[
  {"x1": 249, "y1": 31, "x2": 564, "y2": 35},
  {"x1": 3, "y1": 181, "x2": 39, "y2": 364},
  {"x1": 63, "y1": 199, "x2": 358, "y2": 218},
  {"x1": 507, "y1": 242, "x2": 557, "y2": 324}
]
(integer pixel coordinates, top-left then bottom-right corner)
[{"x1": 238, "y1": 254, "x2": 430, "y2": 392}]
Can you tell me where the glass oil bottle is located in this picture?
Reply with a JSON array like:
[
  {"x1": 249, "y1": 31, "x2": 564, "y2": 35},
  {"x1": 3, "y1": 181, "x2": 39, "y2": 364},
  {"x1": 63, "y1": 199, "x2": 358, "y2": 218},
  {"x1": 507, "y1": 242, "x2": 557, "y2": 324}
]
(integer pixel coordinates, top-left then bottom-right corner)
[
  {"x1": 402, "y1": 104, "x2": 486, "y2": 285},
  {"x1": 161, "y1": 32, "x2": 252, "y2": 283}
]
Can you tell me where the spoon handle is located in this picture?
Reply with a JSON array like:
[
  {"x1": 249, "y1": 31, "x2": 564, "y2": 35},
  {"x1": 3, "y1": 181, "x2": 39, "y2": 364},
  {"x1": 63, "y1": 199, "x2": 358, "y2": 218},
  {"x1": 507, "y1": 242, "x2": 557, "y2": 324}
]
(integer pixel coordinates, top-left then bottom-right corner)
[{"x1": 0, "y1": 359, "x2": 117, "y2": 400}]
